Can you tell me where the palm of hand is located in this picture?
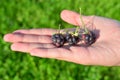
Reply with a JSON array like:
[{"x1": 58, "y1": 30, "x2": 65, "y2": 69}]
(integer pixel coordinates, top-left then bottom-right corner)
[{"x1": 4, "y1": 10, "x2": 120, "y2": 66}]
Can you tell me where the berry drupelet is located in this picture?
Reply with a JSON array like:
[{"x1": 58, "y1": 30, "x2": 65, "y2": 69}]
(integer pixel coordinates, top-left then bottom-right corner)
[{"x1": 52, "y1": 33, "x2": 65, "y2": 47}]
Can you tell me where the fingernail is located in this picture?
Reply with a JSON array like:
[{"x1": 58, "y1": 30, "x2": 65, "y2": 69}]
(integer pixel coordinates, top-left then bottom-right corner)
[
  {"x1": 3, "y1": 34, "x2": 13, "y2": 42},
  {"x1": 11, "y1": 43, "x2": 18, "y2": 51}
]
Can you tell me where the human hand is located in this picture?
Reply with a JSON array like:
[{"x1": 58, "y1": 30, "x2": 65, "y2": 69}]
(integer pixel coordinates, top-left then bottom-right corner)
[{"x1": 4, "y1": 10, "x2": 120, "y2": 66}]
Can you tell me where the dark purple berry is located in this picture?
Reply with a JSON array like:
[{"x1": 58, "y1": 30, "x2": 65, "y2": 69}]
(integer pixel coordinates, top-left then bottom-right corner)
[
  {"x1": 52, "y1": 33, "x2": 65, "y2": 47},
  {"x1": 65, "y1": 33, "x2": 79, "y2": 45},
  {"x1": 79, "y1": 31, "x2": 96, "y2": 45}
]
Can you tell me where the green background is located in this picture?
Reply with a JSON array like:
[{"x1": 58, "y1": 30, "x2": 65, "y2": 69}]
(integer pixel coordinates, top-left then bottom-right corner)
[{"x1": 0, "y1": 0, "x2": 120, "y2": 80}]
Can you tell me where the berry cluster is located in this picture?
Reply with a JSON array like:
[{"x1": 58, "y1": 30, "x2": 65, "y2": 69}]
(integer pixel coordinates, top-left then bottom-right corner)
[
  {"x1": 52, "y1": 8, "x2": 96, "y2": 47},
  {"x1": 52, "y1": 29, "x2": 96, "y2": 47}
]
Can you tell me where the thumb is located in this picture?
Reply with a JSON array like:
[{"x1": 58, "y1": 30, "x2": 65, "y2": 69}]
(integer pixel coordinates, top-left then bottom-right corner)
[{"x1": 60, "y1": 10, "x2": 93, "y2": 26}]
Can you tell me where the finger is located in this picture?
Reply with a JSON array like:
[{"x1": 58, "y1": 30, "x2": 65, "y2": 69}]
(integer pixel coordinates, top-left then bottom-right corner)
[
  {"x1": 11, "y1": 42, "x2": 55, "y2": 52},
  {"x1": 29, "y1": 47, "x2": 92, "y2": 65},
  {"x1": 60, "y1": 10, "x2": 94, "y2": 26},
  {"x1": 4, "y1": 33, "x2": 52, "y2": 43},
  {"x1": 30, "y1": 48, "x2": 72, "y2": 59},
  {"x1": 13, "y1": 28, "x2": 56, "y2": 35}
]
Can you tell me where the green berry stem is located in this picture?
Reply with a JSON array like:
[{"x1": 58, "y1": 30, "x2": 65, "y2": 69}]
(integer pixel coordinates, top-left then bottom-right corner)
[
  {"x1": 74, "y1": 26, "x2": 79, "y2": 36},
  {"x1": 58, "y1": 24, "x2": 61, "y2": 33},
  {"x1": 79, "y1": 8, "x2": 89, "y2": 34}
]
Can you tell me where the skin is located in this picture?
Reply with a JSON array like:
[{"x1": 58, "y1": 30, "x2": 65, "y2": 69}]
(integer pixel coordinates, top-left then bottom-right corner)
[{"x1": 3, "y1": 10, "x2": 120, "y2": 66}]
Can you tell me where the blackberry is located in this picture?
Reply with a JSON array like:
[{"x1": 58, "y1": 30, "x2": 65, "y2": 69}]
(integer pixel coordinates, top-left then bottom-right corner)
[
  {"x1": 65, "y1": 33, "x2": 79, "y2": 45},
  {"x1": 52, "y1": 33, "x2": 65, "y2": 47},
  {"x1": 79, "y1": 31, "x2": 96, "y2": 45}
]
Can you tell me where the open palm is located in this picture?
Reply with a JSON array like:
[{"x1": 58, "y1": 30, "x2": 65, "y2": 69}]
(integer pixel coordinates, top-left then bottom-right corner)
[{"x1": 4, "y1": 10, "x2": 120, "y2": 66}]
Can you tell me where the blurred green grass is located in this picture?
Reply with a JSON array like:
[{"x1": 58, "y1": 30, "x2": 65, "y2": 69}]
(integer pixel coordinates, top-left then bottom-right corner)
[{"x1": 0, "y1": 0, "x2": 120, "y2": 80}]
